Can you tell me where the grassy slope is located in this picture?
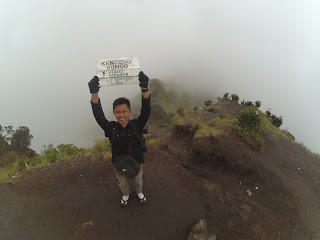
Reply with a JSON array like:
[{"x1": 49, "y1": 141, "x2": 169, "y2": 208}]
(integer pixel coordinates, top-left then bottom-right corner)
[
  {"x1": 149, "y1": 79, "x2": 191, "y2": 113},
  {"x1": 171, "y1": 98, "x2": 320, "y2": 158}
]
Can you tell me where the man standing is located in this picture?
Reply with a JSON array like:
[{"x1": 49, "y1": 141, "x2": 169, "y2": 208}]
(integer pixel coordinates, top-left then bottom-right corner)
[{"x1": 88, "y1": 71, "x2": 151, "y2": 207}]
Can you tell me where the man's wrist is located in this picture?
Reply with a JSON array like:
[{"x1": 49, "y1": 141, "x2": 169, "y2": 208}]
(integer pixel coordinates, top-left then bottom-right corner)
[{"x1": 141, "y1": 88, "x2": 149, "y2": 92}]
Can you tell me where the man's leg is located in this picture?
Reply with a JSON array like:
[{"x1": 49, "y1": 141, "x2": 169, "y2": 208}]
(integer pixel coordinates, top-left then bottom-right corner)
[
  {"x1": 134, "y1": 164, "x2": 143, "y2": 193},
  {"x1": 114, "y1": 168, "x2": 130, "y2": 207},
  {"x1": 134, "y1": 164, "x2": 147, "y2": 205}
]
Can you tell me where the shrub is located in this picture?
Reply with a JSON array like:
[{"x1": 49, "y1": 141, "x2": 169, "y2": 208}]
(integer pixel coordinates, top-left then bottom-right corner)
[
  {"x1": 245, "y1": 101, "x2": 254, "y2": 107},
  {"x1": 177, "y1": 107, "x2": 185, "y2": 114},
  {"x1": 255, "y1": 101, "x2": 261, "y2": 108},
  {"x1": 264, "y1": 109, "x2": 283, "y2": 128},
  {"x1": 28, "y1": 155, "x2": 46, "y2": 167},
  {"x1": 204, "y1": 100, "x2": 213, "y2": 107},
  {"x1": 43, "y1": 148, "x2": 58, "y2": 163},
  {"x1": 217, "y1": 93, "x2": 231, "y2": 102},
  {"x1": 231, "y1": 94, "x2": 239, "y2": 102},
  {"x1": 232, "y1": 107, "x2": 264, "y2": 150},
  {"x1": 57, "y1": 144, "x2": 84, "y2": 156},
  {"x1": 271, "y1": 115, "x2": 283, "y2": 127},
  {"x1": 266, "y1": 110, "x2": 271, "y2": 118},
  {"x1": 176, "y1": 106, "x2": 190, "y2": 117},
  {"x1": 236, "y1": 108, "x2": 261, "y2": 132},
  {"x1": 90, "y1": 139, "x2": 112, "y2": 157}
]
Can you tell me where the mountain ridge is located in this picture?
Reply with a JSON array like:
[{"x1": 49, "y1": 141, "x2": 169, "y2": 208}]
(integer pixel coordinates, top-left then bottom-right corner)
[{"x1": 0, "y1": 79, "x2": 320, "y2": 239}]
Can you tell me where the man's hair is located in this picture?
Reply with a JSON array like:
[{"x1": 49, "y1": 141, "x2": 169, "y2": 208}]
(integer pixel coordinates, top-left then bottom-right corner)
[{"x1": 113, "y1": 97, "x2": 131, "y2": 110}]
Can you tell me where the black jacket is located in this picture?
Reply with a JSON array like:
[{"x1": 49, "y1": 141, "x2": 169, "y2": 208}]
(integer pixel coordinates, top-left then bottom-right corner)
[{"x1": 91, "y1": 97, "x2": 151, "y2": 164}]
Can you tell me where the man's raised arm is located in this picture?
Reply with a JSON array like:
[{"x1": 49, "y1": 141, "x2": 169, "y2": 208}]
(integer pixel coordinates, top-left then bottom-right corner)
[
  {"x1": 89, "y1": 76, "x2": 100, "y2": 103},
  {"x1": 139, "y1": 71, "x2": 150, "y2": 99},
  {"x1": 88, "y1": 76, "x2": 110, "y2": 132},
  {"x1": 136, "y1": 72, "x2": 151, "y2": 129}
]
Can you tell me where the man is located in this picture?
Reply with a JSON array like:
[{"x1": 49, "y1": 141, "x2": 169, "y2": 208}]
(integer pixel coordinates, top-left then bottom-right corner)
[{"x1": 88, "y1": 71, "x2": 151, "y2": 208}]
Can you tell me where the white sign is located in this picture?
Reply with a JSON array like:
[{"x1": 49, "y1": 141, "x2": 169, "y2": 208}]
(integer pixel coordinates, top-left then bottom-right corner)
[{"x1": 96, "y1": 57, "x2": 140, "y2": 86}]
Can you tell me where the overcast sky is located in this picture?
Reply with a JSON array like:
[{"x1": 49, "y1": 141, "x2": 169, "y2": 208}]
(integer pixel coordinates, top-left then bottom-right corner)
[{"x1": 1, "y1": 0, "x2": 319, "y2": 154}]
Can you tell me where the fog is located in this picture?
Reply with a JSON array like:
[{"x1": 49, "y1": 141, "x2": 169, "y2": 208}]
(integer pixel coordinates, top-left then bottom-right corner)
[{"x1": 1, "y1": 0, "x2": 319, "y2": 154}]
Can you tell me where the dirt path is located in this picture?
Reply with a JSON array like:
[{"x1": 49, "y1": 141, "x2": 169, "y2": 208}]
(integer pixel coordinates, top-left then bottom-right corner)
[{"x1": 0, "y1": 151, "x2": 206, "y2": 240}]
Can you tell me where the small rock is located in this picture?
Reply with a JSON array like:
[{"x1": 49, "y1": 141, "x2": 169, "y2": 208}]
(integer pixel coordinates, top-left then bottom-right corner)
[{"x1": 82, "y1": 221, "x2": 93, "y2": 229}]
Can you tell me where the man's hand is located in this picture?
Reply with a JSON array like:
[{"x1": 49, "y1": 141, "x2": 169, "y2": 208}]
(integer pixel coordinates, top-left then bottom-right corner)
[
  {"x1": 88, "y1": 76, "x2": 100, "y2": 94},
  {"x1": 139, "y1": 71, "x2": 149, "y2": 88}
]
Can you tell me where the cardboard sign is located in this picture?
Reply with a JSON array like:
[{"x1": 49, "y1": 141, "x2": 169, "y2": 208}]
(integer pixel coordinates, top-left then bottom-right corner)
[{"x1": 96, "y1": 57, "x2": 140, "y2": 86}]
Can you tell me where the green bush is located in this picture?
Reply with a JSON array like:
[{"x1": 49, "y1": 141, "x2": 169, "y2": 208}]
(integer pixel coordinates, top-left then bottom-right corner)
[
  {"x1": 90, "y1": 139, "x2": 112, "y2": 156},
  {"x1": 231, "y1": 94, "x2": 239, "y2": 102},
  {"x1": 204, "y1": 100, "x2": 213, "y2": 107},
  {"x1": 271, "y1": 115, "x2": 283, "y2": 127},
  {"x1": 176, "y1": 106, "x2": 190, "y2": 117},
  {"x1": 177, "y1": 107, "x2": 185, "y2": 114},
  {"x1": 236, "y1": 108, "x2": 261, "y2": 131},
  {"x1": 245, "y1": 101, "x2": 254, "y2": 107},
  {"x1": 223, "y1": 93, "x2": 229, "y2": 99},
  {"x1": 266, "y1": 110, "x2": 271, "y2": 118},
  {"x1": 57, "y1": 144, "x2": 84, "y2": 156},
  {"x1": 43, "y1": 148, "x2": 58, "y2": 163},
  {"x1": 28, "y1": 155, "x2": 46, "y2": 167},
  {"x1": 265, "y1": 109, "x2": 283, "y2": 128},
  {"x1": 232, "y1": 107, "x2": 264, "y2": 150}
]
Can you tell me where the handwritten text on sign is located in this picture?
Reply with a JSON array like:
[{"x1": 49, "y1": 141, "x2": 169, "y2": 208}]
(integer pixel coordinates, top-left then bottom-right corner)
[{"x1": 96, "y1": 57, "x2": 140, "y2": 86}]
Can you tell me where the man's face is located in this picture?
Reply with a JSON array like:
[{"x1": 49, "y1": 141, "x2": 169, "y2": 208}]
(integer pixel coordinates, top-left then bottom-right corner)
[{"x1": 113, "y1": 104, "x2": 132, "y2": 127}]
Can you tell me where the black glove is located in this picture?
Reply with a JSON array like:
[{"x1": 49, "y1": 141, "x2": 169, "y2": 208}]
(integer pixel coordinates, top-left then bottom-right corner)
[
  {"x1": 88, "y1": 76, "x2": 100, "y2": 94},
  {"x1": 139, "y1": 71, "x2": 149, "y2": 88}
]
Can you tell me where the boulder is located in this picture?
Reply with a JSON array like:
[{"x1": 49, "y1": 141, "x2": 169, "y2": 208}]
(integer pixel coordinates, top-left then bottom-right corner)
[{"x1": 187, "y1": 218, "x2": 216, "y2": 240}]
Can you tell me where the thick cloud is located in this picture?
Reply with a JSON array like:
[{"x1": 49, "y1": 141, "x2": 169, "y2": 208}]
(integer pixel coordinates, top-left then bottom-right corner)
[{"x1": 1, "y1": 0, "x2": 319, "y2": 153}]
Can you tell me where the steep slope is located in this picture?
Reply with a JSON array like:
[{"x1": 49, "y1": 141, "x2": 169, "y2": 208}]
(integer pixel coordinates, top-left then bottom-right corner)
[{"x1": 160, "y1": 122, "x2": 320, "y2": 239}]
